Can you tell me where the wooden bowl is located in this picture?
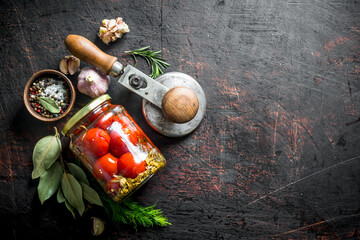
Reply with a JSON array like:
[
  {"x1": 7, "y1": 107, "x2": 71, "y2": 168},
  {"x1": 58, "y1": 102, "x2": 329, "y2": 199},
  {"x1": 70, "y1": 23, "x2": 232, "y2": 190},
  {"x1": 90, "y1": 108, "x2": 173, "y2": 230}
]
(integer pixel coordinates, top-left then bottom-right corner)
[{"x1": 24, "y1": 69, "x2": 76, "y2": 122}]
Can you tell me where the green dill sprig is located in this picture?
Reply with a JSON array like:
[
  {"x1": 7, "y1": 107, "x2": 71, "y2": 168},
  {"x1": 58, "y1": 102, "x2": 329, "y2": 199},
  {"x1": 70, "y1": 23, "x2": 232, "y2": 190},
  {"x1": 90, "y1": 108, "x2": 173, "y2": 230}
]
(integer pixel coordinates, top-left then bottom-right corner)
[
  {"x1": 91, "y1": 181, "x2": 171, "y2": 230},
  {"x1": 124, "y1": 46, "x2": 170, "y2": 78},
  {"x1": 100, "y1": 193, "x2": 171, "y2": 230}
]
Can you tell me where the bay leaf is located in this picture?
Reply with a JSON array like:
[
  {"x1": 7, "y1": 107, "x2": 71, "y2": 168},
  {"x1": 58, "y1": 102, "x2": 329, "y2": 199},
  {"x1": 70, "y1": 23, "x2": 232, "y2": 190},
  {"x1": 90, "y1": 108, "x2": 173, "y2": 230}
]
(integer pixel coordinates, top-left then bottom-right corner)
[
  {"x1": 67, "y1": 163, "x2": 89, "y2": 185},
  {"x1": 32, "y1": 134, "x2": 62, "y2": 179},
  {"x1": 39, "y1": 97, "x2": 60, "y2": 114},
  {"x1": 56, "y1": 188, "x2": 65, "y2": 203},
  {"x1": 61, "y1": 173, "x2": 85, "y2": 216},
  {"x1": 80, "y1": 182, "x2": 103, "y2": 207},
  {"x1": 65, "y1": 200, "x2": 76, "y2": 219},
  {"x1": 37, "y1": 161, "x2": 62, "y2": 204}
]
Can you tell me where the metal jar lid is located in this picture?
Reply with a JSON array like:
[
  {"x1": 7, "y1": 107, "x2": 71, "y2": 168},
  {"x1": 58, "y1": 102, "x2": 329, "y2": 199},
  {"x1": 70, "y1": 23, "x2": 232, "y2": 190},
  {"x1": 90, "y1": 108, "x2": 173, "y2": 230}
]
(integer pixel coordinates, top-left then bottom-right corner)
[{"x1": 61, "y1": 94, "x2": 112, "y2": 136}]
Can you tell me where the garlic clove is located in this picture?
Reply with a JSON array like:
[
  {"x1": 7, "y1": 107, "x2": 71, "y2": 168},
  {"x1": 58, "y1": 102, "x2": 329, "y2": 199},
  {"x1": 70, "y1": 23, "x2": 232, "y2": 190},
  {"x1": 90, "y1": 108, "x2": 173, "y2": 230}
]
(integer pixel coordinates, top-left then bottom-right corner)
[
  {"x1": 99, "y1": 27, "x2": 107, "y2": 37},
  {"x1": 113, "y1": 25, "x2": 120, "y2": 32},
  {"x1": 119, "y1": 177, "x2": 126, "y2": 188},
  {"x1": 59, "y1": 58, "x2": 69, "y2": 74},
  {"x1": 92, "y1": 217, "x2": 105, "y2": 236},
  {"x1": 68, "y1": 57, "x2": 80, "y2": 75},
  {"x1": 103, "y1": 31, "x2": 112, "y2": 44},
  {"x1": 114, "y1": 31, "x2": 121, "y2": 38},
  {"x1": 123, "y1": 23, "x2": 130, "y2": 32},
  {"x1": 102, "y1": 19, "x2": 109, "y2": 28},
  {"x1": 118, "y1": 23, "x2": 129, "y2": 33},
  {"x1": 116, "y1": 17, "x2": 123, "y2": 24},
  {"x1": 108, "y1": 19, "x2": 116, "y2": 30},
  {"x1": 59, "y1": 56, "x2": 80, "y2": 75}
]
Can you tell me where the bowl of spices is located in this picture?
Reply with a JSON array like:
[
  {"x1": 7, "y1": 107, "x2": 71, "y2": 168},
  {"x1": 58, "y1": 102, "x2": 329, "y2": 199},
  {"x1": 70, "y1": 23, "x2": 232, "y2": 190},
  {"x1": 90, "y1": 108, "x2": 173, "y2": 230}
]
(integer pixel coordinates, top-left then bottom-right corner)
[{"x1": 24, "y1": 69, "x2": 76, "y2": 121}]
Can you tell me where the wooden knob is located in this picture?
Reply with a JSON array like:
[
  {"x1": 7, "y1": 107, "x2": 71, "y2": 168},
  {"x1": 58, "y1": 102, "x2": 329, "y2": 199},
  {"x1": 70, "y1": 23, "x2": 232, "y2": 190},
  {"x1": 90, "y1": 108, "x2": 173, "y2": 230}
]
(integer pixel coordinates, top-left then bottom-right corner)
[
  {"x1": 161, "y1": 86, "x2": 199, "y2": 123},
  {"x1": 65, "y1": 34, "x2": 118, "y2": 75}
]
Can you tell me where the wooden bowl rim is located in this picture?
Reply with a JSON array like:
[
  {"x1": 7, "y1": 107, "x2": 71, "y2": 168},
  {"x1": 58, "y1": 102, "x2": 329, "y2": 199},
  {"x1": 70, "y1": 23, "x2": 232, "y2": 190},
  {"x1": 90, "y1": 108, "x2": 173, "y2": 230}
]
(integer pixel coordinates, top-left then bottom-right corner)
[{"x1": 23, "y1": 69, "x2": 76, "y2": 122}]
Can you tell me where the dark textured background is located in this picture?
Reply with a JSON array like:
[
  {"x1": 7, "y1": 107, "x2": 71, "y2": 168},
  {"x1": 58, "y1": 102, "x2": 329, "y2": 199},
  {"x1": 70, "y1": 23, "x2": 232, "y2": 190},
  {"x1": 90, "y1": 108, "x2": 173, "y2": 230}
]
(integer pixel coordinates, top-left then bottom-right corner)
[{"x1": 1, "y1": 0, "x2": 360, "y2": 239}]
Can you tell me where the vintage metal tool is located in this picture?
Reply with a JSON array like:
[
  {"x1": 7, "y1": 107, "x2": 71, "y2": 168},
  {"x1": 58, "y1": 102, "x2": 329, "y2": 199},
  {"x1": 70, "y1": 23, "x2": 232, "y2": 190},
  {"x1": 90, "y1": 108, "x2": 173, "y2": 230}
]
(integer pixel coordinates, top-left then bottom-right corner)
[{"x1": 65, "y1": 35, "x2": 206, "y2": 137}]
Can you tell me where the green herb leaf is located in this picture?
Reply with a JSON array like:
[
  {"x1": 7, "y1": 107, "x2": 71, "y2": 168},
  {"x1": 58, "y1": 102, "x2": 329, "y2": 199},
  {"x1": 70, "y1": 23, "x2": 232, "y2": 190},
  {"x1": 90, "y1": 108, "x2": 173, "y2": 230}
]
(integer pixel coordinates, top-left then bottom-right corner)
[
  {"x1": 67, "y1": 163, "x2": 89, "y2": 185},
  {"x1": 80, "y1": 182, "x2": 103, "y2": 207},
  {"x1": 85, "y1": 173, "x2": 170, "y2": 229},
  {"x1": 58, "y1": 188, "x2": 75, "y2": 218},
  {"x1": 39, "y1": 97, "x2": 60, "y2": 113},
  {"x1": 32, "y1": 128, "x2": 61, "y2": 179},
  {"x1": 125, "y1": 46, "x2": 170, "y2": 79},
  {"x1": 75, "y1": 159, "x2": 171, "y2": 229},
  {"x1": 56, "y1": 188, "x2": 66, "y2": 203},
  {"x1": 61, "y1": 173, "x2": 85, "y2": 216},
  {"x1": 65, "y1": 200, "x2": 76, "y2": 219},
  {"x1": 37, "y1": 161, "x2": 63, "y2": 204},
  {"x1": 101, "y1": 195, "x2": 171, "y2": 230}
]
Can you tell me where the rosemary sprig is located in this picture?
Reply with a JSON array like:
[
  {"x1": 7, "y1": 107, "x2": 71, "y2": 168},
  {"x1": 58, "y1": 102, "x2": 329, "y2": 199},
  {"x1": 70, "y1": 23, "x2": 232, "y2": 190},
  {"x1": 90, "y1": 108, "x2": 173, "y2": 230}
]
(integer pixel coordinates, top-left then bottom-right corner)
[{"x1": 124, "y1": 46, "x2": 170, "y2": 78}]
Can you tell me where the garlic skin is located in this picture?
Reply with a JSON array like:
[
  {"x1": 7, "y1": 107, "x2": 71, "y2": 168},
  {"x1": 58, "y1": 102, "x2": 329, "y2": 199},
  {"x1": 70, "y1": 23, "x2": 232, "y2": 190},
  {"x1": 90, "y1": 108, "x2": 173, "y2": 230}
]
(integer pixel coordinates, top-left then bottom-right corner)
[
  {"x1": 77, "y1": 67, "x2": 110, "y2": 98},
  {"x1": 99, "y1": 17, "x2": 129, "y2": 44},
  {"x1": 59, "y1": 56, "x2": 80, "y2": 75}
]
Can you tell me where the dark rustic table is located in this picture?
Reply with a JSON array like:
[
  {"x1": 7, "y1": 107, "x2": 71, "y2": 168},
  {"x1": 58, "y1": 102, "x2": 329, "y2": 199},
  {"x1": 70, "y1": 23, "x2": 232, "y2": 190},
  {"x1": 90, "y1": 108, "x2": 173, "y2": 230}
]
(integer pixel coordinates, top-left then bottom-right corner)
[{"x1": 1, "y1": 0, "x2": 360, "y2": 239}]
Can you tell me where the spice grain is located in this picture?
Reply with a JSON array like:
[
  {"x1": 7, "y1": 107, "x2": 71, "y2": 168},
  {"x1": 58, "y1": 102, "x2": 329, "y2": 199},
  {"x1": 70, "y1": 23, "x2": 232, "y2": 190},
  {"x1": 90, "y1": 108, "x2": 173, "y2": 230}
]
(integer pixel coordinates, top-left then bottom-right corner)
[{"x1": 28, "y1": 76, "x2": 71, "y2": 118}]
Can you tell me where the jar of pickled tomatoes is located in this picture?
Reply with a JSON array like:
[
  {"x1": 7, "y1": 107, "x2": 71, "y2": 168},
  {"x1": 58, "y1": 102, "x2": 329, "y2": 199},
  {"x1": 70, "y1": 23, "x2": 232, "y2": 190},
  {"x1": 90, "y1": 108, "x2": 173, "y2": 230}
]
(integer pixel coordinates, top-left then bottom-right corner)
[{"x1": 61, "y1": 94, "x2": 166, "y2": 202}]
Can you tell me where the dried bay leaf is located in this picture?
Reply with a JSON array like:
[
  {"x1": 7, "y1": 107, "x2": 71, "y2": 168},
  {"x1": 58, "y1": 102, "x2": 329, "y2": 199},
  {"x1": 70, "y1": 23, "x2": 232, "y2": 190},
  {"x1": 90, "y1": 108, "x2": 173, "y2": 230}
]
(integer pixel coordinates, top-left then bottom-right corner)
[
  {"x1": 32, "y1": 128, "x2": 61, "y2": 179},
  {"x1": 38, "y1": 161, "x2": 63, "y2": 204},
  {"x1": 61, "y1": 173, "x2": 85, "y2": 216},
  {"x1": 67, "y1": 163, "x2": 89, "y2": 185},
  {"x1": 65, "y1": 200, "x2": 76, "y2": 219},
  {"x1": 56, "y1": 188, "x2": 66, "y2": 203},
  {"x1": 58, "y1": 188, "x2": 75, "y2": 218},
  {"x1": 39, "y1": 97, "x2": 60, "y2": 114},
  {"x1": 80, "y1": 182, "x2": 103, "y2": 207}
]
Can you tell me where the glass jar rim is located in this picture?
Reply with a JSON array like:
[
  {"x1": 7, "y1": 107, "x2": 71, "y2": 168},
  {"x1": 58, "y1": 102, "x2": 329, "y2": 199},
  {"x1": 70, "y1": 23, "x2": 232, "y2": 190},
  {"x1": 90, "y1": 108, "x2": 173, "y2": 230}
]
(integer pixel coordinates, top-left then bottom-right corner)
[{"x1": 61, "y1": 94, "x2": 112, "y2": 136}]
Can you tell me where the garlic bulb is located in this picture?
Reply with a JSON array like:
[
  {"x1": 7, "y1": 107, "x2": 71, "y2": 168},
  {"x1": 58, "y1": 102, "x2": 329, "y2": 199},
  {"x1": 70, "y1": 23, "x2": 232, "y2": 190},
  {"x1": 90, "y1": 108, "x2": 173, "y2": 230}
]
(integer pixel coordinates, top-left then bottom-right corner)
[
  {"x1": 99, "y1": 17, "x2": 129, "y2": 44},
  {"x1": 59, "y1": 56, "x2": 80, "y2": 75},
  {"x1": 77, "y1": 67, "x2": 110, "y2": 98}
]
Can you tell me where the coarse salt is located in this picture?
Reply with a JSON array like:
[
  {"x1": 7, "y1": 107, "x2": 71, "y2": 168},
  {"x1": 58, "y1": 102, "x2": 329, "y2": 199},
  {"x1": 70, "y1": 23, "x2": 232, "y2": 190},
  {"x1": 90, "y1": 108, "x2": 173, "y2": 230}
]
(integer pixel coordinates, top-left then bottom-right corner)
[{"x1": 39, "y1": 79, "x2": 69, "y2": 104}]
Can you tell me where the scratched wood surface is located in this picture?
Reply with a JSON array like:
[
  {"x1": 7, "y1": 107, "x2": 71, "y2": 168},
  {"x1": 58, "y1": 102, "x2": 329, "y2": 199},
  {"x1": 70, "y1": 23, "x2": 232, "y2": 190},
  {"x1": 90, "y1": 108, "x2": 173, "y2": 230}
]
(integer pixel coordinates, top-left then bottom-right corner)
[{"x1": 1, "y1": 0, "x2": 360, "y2": 239}]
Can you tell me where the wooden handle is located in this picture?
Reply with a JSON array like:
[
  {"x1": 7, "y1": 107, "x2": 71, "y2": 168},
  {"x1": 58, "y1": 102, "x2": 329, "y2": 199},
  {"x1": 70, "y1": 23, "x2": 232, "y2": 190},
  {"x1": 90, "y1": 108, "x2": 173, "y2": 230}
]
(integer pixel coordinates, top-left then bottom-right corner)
[
  {"x1": 161, "y1": 86, "x2": 199, "y2": 123},
  {"x1": 65, "y1": 34, "x2": 118, "y2": 75}
]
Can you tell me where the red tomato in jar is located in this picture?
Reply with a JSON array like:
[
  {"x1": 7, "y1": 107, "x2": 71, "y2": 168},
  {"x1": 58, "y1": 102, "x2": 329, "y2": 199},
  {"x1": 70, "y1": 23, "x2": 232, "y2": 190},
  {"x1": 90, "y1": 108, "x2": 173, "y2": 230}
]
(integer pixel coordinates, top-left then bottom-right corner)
[
  {"x1": 122, "y1": 126, "x2": 141, "y2": 146},
  {"x1": 109, "y1": 130, "x2": 129, "y2": 158},
  {"x1": 105, "y1": 177, "x2": 121, "y2": 194},
  {"x1": 93, "y1": 153, "x2": 118, "y2": 181},
  {"x1": 118, "y1": 115, "x2": 143, "y2": 145},
  {"x1": 88, "y1": 108, "x2": 103, "y2": 125},
  {"x1": 113, "y1": 116, "x2": 142, "y2": 145},
  {"x1": 81, "y1": 128, "x2": 110, "y2": 158},
  {"x1": 117, "y1": 152, "x2": 146, "y2": 178},
  {"x1": 95, "y1": 112, "x2": 120, "y2": 130},
  {"x1": 96, "y1": 111, "x2": 145, "y2": 146},
  {"x1": 117, "y1": 114, "x2": 132, "y2": 126}
]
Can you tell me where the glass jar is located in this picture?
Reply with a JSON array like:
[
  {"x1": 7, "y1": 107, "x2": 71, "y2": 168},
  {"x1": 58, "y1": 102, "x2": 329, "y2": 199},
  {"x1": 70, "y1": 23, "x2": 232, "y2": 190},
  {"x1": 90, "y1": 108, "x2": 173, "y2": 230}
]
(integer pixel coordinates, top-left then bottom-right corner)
[{"x1": 61, "y1": 94, "x2": 166, "y2": 202}]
